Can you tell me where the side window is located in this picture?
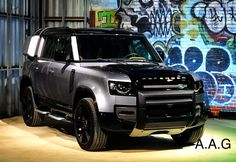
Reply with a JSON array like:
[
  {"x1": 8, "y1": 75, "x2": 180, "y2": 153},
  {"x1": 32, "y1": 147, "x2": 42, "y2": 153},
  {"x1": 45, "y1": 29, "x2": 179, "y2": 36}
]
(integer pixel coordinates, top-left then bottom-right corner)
[
  {"x1": 41, "y1": 37, "x2": 57, "y2": 59},
  {"x1": 53, "y1": 37, "x2": 73, "y2": 61},
  {"x1": 41, "y1": 36, "x2": 73, "y2": 61}
]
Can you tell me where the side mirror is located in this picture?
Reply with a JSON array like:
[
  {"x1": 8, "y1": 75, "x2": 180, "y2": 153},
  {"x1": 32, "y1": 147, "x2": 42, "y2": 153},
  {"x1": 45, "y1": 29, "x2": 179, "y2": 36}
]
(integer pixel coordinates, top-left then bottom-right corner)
[{"x1": 23, "y1": 36, "x2": 40, "y2": 58}]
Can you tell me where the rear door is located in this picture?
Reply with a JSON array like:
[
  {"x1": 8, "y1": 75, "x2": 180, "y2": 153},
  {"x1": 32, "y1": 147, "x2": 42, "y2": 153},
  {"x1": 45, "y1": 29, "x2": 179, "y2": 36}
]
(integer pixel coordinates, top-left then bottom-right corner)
[{"x1": 33, "y1": 36, "x2": 57, "y2": 98}]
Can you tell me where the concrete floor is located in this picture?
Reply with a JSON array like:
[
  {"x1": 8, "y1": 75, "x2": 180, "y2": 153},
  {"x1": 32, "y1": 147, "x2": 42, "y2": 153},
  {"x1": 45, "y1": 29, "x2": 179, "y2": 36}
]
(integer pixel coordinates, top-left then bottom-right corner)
[{"x1": 0, "y1": 116, "x2": 235, "y2": 162}]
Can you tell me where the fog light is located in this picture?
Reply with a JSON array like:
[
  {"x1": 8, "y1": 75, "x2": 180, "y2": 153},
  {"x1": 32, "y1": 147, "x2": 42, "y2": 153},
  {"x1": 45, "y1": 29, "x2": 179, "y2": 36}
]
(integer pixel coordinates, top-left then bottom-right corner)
[{"x1": 116, "y1": 107, "x2": 136, "y2": 122}]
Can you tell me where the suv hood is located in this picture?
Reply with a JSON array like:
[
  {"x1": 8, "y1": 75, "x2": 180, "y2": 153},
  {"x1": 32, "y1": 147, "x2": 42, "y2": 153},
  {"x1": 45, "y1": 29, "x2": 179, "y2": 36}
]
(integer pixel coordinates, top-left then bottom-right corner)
[{"x1": 84, "y1": 63, "x2": 194, "y2": 86}]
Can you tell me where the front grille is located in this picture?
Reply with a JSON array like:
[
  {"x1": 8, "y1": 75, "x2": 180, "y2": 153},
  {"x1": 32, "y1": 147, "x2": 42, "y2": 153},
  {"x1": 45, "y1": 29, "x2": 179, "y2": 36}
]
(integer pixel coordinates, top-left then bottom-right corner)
[
  {"x1": 143, "y1": 84, "x2": 188, "y2": 90},
  {"x1": 133, "y1": 74, "x2": 192, "y2": 92},
  {"x1": 146, "y1": 103, "x2": 193, "y2": 118},
  {"x1": 138, "y1": 90, "x2": 194, "y2": 119}
]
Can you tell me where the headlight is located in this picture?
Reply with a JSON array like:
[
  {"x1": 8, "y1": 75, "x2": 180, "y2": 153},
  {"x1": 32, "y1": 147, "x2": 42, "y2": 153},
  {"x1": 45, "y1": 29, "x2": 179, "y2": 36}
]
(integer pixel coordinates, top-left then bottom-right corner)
[
  {"x1": 194, "y1": 80, "x2": 204, "y2": 94},
  {"x1": 108, "y1": 81, "x2": 133, "y2": 96}
]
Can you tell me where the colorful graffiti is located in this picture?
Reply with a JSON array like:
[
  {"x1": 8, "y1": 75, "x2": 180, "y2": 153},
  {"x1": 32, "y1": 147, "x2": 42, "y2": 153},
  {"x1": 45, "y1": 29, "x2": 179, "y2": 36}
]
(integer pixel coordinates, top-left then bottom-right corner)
[
  {"x1": 116, "y1": 0, "x2": 236, "y2": 116},
  {"x1": 192, "y1": 1, "x2": 236, "y2": 35},
  {"x1": 90, "y1": 9, "x2": 118, "y2": 28},
  {"x1": 192, "y1": 0, "x2": 236, "y2": 64},
  {"x1": 116, "y1": 0, "x2": 183, "y2": 46}
]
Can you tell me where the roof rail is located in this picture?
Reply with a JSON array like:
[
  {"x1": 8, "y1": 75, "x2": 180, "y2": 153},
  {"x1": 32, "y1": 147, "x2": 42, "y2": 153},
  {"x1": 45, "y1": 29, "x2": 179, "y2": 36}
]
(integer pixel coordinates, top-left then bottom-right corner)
[
  {"x1": 33, "y1": 27, "x2": 143, "y2": 36},
  {"x1": 34, "y1": 27, "x2": 73, "y2": 36}
]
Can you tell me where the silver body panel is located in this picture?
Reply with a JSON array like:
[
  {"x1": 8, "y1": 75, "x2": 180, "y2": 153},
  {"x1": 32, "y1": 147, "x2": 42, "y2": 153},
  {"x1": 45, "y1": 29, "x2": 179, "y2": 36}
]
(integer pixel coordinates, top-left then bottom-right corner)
[{"x1": 24, "y1": 59, "x2": 136, "y2": 113}]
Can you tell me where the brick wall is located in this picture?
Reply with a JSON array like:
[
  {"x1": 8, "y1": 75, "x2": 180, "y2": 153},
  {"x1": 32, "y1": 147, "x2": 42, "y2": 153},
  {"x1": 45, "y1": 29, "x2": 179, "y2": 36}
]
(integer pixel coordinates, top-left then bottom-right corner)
[{"x1": 116, "y1": 0, "x2": 236, "y2": 116}]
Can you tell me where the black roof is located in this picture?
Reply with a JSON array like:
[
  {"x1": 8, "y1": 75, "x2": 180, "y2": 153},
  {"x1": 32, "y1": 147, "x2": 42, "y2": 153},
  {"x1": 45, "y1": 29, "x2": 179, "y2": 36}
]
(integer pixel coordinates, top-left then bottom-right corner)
[{"x1": 34, "y1": 27, "x2": 144, "y2": 37}]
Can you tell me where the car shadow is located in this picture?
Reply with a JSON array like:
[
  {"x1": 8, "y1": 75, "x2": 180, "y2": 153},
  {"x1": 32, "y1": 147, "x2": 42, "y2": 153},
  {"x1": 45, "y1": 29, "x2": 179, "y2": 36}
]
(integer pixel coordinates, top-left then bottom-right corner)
[
  {"x1": 3, "y1": 116, "x2": 193, "y2": 152},
  {"x1": 44, "y1": 118, "x2": 192, "y2": 151},
  {"x1": 106, "y1": 134, "x2": 191, "y2": 151}
]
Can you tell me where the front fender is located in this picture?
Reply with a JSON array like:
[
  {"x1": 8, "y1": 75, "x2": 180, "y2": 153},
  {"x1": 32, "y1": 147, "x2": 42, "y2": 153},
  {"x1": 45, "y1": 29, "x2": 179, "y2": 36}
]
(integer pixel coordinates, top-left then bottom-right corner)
[
  {"x1": 72, "y1": 66, "x2": 132, "y2": 113},
  {"x1": 73, "y1": 79, "x2": 116, "y2": 113}
]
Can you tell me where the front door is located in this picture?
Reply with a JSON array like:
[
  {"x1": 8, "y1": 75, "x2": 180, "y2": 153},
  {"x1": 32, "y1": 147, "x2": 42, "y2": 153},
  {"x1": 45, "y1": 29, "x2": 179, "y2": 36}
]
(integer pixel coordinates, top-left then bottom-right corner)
[{"x1": 47, "y1": 36, "x2": 75, "y2": 105}]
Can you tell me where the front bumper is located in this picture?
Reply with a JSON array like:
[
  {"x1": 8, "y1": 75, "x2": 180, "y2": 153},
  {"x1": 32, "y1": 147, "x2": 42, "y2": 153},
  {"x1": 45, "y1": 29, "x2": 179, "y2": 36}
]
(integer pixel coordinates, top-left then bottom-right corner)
[{"x1": 100, "y1": 90, "x2": 208, "y2": 136}]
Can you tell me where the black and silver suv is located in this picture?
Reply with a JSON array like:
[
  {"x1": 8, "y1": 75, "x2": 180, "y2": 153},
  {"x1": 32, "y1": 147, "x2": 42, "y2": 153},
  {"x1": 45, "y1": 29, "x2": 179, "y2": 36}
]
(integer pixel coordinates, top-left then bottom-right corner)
[{"x1": 20, "y1": 27, "x2": 208, "y2": 151}]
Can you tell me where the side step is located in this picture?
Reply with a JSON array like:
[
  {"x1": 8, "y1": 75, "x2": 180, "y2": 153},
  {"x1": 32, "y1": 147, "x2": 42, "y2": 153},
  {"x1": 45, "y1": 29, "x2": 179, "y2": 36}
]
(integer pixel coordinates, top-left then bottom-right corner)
[
  {"x1": 48, "y1": 114, "x2": 65, "y2": 121},
  {"x1": 48, "y1": 113, "x2": 72, "y2": 124},
  {"x1": 35, "y1": 109, "x2": 50, "y2": 115},
  {"x1": 35, "y1": 108, "x2": 72, "y2": 124}
]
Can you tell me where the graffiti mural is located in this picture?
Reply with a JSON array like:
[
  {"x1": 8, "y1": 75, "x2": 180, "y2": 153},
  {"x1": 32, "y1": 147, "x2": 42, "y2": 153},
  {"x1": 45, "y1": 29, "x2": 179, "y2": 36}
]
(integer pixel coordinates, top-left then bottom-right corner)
[
  {"x1": 192, "y1": 0, "x2": 236, "y2": 63},
  {"x1": 168, "y1": 46, "x2": 235, "y2": 108},
  {"x1": 190, "y1": 0, "x2": 236, "y2": 115},
  {"x1": 192, "y1": 0, "x2": 236, "y2": 35},
  {"x1": 116, "y1": 0, "x2": 236, "y2": 116},
  {"x1": 116, "y1": 0, "x2": 184, "y2": 49}
]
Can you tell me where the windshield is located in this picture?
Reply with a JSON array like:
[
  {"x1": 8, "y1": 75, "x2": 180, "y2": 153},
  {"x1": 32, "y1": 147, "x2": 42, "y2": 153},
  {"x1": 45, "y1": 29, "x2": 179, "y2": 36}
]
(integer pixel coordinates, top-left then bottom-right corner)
[{"x1": 76, "y1": 35, "x2": 162, "y2": 62}]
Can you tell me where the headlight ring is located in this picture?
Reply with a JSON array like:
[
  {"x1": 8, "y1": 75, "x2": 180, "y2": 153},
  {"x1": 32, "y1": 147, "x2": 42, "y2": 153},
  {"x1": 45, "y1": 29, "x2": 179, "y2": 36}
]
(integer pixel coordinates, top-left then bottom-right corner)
[{"x1": 109, "y1": 81, "x2": 133, "y2": 96}]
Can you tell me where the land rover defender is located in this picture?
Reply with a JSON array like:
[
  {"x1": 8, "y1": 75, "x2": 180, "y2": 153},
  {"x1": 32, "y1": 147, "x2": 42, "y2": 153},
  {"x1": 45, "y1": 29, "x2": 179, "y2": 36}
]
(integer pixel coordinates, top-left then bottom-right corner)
[{"x1": 20, "y1": 27, "x2": 208, "y2": 151}]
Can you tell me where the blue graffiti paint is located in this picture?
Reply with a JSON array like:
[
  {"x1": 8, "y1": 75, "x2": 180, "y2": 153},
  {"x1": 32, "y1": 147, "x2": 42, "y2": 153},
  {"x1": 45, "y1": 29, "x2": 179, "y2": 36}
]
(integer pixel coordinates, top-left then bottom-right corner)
[
  {"x1": 212, "y1": 73, "x2": 235, "y2": 105},
  {"x1": 196, "y1": 71, "x2": 217, "y2": 103},
  {"x1": 167, "y1": 47, "x2": 182, "y2": 65},
  {"x1": 206, "y1": 48, "x2": 230, "y2": 72},
  {"x1": 168, "y1": 46, "x2": 235, "y2": 106},
  {"x1": 184, "y1": 47, "x2": 203, "y2": 72}
]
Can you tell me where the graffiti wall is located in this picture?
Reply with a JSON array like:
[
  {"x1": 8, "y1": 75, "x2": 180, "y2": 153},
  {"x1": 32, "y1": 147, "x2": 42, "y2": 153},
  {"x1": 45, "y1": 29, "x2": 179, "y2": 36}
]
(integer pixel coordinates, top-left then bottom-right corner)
[{"x1": 116, "y1": 0, "x2": 236, "y2": 116}]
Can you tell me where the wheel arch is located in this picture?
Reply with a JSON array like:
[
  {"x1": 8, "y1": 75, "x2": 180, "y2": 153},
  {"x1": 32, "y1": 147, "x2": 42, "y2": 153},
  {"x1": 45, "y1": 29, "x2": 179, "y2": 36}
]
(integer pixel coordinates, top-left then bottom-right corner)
[
  {"x1": 73, "y1": 86, "x2": 97, "y2": 112},
  {"x1": 20, "y1": 75, "x2": 32, "y2": 102}
]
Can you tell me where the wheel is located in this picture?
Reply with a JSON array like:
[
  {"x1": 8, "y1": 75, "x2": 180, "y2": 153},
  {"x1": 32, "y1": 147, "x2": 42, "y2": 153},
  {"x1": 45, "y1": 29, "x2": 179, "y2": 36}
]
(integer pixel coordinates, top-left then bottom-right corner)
[
  {"x1": 21, "y1": 86, "x2": 44, "y2": 126},
  {"x1": 171, "y1": 125, "x2": 204, "y2": 145},
  {"x1": 74, "y1": 98, "x2": 108, "y2": 151}
]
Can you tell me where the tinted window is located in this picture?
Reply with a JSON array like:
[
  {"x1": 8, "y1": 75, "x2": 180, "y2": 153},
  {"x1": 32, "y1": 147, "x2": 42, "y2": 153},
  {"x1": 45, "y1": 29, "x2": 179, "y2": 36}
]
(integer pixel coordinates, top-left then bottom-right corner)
[
  {"x1": 76, "y1": 35, "x2": 161, "y2": 62},
  {"x1": 41, "y1": 37, "x2": 57, "y2": 59},
  {"x1": 41, "y1": 36, "x2": 72, "y2": 61},
  {"x1": 55, "y1": 37, "x2": 72, "y2": 60}
]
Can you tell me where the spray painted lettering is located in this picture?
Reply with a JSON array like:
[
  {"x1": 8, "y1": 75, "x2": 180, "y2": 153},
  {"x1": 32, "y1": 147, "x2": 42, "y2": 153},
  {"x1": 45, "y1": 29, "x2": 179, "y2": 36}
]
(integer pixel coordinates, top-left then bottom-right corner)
[{"x1": 192, "y1": 0, "x2": 236, "y2": 40}]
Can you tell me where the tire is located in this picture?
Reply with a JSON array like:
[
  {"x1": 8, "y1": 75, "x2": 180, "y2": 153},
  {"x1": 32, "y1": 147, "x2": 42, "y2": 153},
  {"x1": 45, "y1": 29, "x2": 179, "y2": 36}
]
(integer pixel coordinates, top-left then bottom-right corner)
[
  {"x1": 171, "y1": 125, "x2": 204, "y2": 145},
  {"x1": 74, "y1": 98, "x2": 108, "y2": 151},
  {"x1": 21, "y1": 86, "x2": 44, "y2": 126}
]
